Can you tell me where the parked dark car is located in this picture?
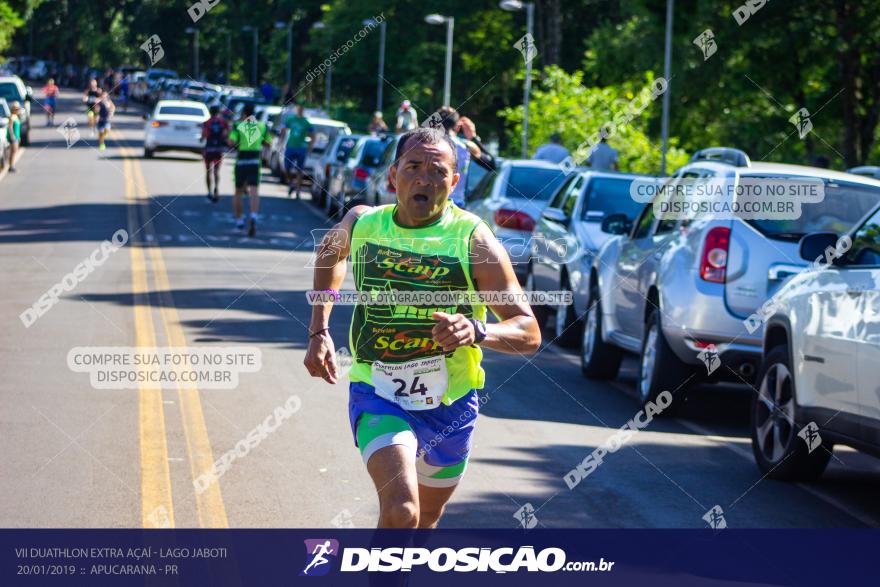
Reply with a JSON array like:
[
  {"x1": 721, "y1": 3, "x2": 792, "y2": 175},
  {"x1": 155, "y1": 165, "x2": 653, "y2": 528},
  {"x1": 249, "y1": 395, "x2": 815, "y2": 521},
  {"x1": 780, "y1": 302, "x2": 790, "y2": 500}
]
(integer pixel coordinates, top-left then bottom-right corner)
[{"x1": 326, "y1": 135, "x2": 391, "y2": 217}]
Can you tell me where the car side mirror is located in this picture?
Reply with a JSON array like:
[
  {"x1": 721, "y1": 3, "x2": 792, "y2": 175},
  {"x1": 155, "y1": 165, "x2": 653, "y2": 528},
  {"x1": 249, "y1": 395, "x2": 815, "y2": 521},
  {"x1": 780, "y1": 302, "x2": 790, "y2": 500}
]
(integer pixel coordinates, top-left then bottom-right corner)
[
  {"x1": 799, "y1": 232, "x2": 841, "y2": 263},
  {"x1": 601, "y1": 214, "x2": 632, "y2": 235},
  {"x1": 541, "y1": 207, "x2": 569, "y2": 226}
]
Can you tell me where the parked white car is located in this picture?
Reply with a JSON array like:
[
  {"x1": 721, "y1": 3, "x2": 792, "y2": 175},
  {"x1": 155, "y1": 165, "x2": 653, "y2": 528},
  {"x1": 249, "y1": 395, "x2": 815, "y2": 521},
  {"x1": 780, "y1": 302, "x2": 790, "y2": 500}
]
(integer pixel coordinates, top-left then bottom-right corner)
[
  {"x1": 752, "y1": 201, "x2": 880, "y2": 479},
  {"x1": 268, "y1": 114, "x2": 351, "y2": 179},
  {"x1": 143, "y1": 100, "x2": 209, "y2": 158}
]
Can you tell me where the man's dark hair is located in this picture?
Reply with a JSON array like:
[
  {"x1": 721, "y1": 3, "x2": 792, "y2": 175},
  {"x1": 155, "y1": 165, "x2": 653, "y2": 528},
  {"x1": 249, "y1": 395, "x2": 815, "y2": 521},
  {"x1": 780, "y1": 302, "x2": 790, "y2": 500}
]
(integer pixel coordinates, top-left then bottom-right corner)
[
  {"x1": 550, "y1": 132, "x2": 562, "y2": 143},
  {"x1": 242, "y1": 103, "x2": 255, "y2": 117},
  {"x1": 209, "y1": 105, "x2": 219, "y2": 117},
  {"x1": 393, "y1": 127, "x2": 458, "y2": 171},
  {"x1": 434, "y1": 105, "x2": 460, "y2": 132}
]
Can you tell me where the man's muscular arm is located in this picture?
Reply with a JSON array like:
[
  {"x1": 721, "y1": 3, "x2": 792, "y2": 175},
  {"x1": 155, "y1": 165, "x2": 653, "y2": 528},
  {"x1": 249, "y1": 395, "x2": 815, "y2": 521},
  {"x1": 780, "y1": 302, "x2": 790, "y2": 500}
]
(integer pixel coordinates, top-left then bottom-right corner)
[{"x1": 303, "y1": 205, "x2": 369, "y2": 383}]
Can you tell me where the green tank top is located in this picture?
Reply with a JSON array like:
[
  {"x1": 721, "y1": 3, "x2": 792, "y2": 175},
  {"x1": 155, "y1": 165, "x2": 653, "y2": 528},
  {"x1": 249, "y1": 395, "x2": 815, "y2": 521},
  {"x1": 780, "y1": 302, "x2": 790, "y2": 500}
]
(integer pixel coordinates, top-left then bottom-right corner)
[{"x1": 348, "y1": 204, "x2": 487, "y2": 404}]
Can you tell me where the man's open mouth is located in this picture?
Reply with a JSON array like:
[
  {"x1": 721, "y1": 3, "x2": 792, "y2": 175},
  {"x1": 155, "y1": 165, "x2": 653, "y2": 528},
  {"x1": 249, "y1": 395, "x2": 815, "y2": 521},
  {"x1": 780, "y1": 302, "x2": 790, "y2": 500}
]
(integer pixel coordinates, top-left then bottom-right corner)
[{"x1": 412, "y1": 193, "x2": 429, "y2": 203}]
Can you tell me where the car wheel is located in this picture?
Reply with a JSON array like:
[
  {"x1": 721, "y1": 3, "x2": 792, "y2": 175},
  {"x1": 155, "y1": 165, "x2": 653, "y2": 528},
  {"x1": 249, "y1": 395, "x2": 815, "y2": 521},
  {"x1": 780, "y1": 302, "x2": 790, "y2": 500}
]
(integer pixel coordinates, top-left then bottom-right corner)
[
  {"x1": 750, "y1": 345, "x2": 832, "y2": 480},
  {"x1": 525, "y1": 265, "x2": 548, "y2": 328},
  {"x1": 553, "y1": 277, "x2": 582, "y2": 348},
  {"x1": 581, "y1": 284, "x2": 622, "y2": 379},
  {"x1": 144, "y1": 148, "x2": 154, "y2": 159},
  {"x1": 637, "y1": 308, "x2": 694, "y2": 412}
]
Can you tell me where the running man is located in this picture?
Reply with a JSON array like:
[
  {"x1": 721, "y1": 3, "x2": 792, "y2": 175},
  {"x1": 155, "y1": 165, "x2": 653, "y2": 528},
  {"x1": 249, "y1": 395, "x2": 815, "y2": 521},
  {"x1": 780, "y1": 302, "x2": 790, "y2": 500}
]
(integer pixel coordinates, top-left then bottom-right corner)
[
  {"x1": 42, "y1": 78, "x2": 59, "y2": 126},
  {"x1": 228, "y1": 103, "x2": 271, "y2": 237},
  {"x1": 281, "y1": 103, "x2": 313, "y2": 199},
  {"x1": 304, "y1": 127, "x2": 541, "y2": 528},
  {"x1": 202, "y1": 105, "x2": 229, "y2": 202},
  {"x1": 95, "y1": 90, "x2": 115, "y2": 151},
  {"x1": 82, "y1": 78, "x2": 100, "y2": 136},
  {"x1": 302, "y1": 541, "x2": 334, "y2": 575}
]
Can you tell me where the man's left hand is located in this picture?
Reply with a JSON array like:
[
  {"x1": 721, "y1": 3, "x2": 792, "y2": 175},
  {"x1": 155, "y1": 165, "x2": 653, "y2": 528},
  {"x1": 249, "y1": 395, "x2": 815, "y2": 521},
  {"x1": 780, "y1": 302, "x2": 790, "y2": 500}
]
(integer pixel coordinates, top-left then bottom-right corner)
[{"x1": 431, "y1": 311, "x2": 476, "y2": 352}]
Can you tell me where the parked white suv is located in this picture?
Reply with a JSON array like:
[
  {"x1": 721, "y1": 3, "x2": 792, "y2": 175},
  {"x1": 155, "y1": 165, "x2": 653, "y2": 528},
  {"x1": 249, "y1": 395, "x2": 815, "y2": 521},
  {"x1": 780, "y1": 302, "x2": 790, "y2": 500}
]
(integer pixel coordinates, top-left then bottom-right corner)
[{"x1": 751, "y1": 202, "x2": 880, "y2": 479}]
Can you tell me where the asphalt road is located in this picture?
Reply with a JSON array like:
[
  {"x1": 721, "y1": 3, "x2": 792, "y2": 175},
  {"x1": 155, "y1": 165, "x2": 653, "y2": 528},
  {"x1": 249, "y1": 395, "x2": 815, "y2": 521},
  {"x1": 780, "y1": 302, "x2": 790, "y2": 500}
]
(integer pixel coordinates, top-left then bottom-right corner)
[{"x1": 2, "y1": 90, "x2": 879, "y2": 530}]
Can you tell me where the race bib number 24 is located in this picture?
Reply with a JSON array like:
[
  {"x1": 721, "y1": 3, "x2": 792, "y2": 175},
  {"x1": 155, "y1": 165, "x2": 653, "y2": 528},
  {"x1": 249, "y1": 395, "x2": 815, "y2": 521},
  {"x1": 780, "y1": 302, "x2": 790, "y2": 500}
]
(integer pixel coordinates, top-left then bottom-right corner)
[{"x1": 371, "y1": 356, "x2": 448, "y2": 411}]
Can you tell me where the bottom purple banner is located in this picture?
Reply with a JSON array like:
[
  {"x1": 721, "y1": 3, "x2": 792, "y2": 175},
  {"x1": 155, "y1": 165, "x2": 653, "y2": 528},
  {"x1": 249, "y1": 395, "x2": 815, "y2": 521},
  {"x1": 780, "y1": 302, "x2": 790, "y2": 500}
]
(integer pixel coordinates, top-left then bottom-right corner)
[{"x1": 1, "y1": 529, "x2": 873, "y2": 586}]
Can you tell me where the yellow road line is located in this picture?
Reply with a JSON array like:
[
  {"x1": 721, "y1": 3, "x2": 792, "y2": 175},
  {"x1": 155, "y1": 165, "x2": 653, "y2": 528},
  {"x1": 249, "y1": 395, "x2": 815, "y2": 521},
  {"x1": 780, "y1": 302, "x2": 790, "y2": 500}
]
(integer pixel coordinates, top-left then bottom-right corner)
[
  {"x1": 130, "y1": 154, "x2": 230, "y2": 528},
  {"x1": 123, "y1": 154, "x2": 176, "y2": 529}
]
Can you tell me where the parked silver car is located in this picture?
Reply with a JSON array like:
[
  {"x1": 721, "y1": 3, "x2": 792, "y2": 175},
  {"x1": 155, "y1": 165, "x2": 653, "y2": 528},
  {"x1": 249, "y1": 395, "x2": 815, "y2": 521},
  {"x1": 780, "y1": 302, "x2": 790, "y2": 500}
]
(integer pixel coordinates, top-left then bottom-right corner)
[
  {"x1": 311, "y1": 134, "x2": 361, "y2": 210},
  {"x1": 584, "y1": 148, "x2": 880, "y2": 409},
  {"x1": 467, "y1": 159, "x2": 568, "y2": 283},
  {"x1": 529, "y1": 171, "x2": 651, "y2": 347}
]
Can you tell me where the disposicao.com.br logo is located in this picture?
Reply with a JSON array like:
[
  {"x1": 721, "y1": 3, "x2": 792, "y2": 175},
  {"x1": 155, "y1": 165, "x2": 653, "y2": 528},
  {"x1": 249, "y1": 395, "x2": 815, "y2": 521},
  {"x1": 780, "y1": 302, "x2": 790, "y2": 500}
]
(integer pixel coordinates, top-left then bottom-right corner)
[{"x1": 300, "y1": 540, "x2": 613, "y2": 575}]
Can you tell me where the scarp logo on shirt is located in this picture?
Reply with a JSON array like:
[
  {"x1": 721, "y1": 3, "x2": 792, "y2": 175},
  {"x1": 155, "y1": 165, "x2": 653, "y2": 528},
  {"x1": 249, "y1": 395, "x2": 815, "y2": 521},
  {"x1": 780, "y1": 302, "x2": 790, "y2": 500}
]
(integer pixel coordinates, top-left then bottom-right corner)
[
  {"x1": 301, "y1": 539, "x2": 339, "y2": 576},
  {"x1": 241, "y1": 116, "x2": 260, "y2": 144}
]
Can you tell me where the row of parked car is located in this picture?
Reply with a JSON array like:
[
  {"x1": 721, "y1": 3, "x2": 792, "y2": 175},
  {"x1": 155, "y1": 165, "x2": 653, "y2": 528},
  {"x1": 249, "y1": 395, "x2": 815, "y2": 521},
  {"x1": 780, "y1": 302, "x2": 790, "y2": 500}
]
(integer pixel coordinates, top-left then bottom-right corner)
[{"x1": 309, "y1": 138, "x2": 880, "y2": 483}]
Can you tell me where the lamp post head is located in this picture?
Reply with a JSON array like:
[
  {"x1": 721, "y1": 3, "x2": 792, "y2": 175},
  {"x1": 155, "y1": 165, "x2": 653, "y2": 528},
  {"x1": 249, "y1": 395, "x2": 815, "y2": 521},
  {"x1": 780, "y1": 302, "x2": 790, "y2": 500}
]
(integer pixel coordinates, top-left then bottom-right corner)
[
  {"x1": 500, "y1": 0, "x2": 525, "y2": 10},
  {"x1": 424, "y1": 14, "x2": 447, "y2": 25}
]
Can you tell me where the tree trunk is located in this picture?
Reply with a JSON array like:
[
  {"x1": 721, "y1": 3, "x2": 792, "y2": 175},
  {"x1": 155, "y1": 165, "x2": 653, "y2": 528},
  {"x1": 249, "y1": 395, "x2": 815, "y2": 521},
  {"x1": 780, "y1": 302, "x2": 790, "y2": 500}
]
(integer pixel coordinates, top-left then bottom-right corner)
[
  {"x1": 544, "y1": 0, "x2": 562, "y2": 66},
  {"x1": 835, "y1": 0, "x2": 861, "y2": 166}
]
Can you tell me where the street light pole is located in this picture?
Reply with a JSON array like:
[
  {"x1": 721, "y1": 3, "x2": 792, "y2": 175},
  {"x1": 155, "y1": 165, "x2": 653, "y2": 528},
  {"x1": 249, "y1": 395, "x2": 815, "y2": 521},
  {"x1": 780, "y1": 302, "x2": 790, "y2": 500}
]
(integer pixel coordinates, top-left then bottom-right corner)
[
  {"x1": 225, "y1": 31, "x2": 231, "y2": 83},
  {"x1": 275, "y1": 21, "x2": 293, "y2": 89},
  {"x1": 425, "y1": 14, "x2": 454, "y2": 106},
  {"x1": 500, "y1": 1, "x2": 534, "y2": 157},
  {"x1": 252, "y1": 28, "x2": 258, "y2": 86},
  {"x1": 325, "y1": 63, "x2": 332, "y2": 114},
  {"x1": 660, "y1": 0, "x2": 673, "y2": 175},
  {"x1": 185, "y1": 28, "x2": 199, "y2": 80},
  {"x1": 364, "y1": 19, "x2": 387, "y2": 112}
]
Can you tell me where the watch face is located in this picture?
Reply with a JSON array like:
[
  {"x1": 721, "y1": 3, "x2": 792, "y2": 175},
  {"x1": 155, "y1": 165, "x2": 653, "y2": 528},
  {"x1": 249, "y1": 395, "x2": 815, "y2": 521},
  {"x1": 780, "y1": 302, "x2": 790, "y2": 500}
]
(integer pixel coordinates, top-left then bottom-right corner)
[{"x1": 473, "y1": 319, "x2": 487, "y2": 342}]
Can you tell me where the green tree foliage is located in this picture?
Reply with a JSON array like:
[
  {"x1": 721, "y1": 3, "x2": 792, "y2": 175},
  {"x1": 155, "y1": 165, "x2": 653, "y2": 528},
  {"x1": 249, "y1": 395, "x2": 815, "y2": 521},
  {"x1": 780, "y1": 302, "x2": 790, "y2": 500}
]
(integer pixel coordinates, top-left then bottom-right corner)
[{"x1": 501, "y1": 66, "x2": 688, "y2": 173}]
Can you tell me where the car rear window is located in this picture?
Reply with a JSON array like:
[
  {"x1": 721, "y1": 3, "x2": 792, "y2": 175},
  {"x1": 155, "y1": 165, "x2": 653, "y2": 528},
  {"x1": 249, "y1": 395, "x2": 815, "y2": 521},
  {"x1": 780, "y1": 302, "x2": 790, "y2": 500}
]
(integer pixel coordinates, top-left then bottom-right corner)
[
  {"x1": 580, "y1": 177, "x2": 647, "y2": 221},
  {"x1": 361, "y1": 140, "x2": 387, "y2": 166},
  {"x1": 158, "y1": 106, "x2": 206, "y2": 117},
  {"x1": 505, "y1": 166, "x2": 568, "y2": 201},
  {"x1": 746, "y1": 177, "x2": 880, "y2": 241},
  {"x1": 335, "y1": 137, "x2": 358, "y2": 161},
  {"x1": 0, "y1": 83, "x2": 23, "y2": 101}
]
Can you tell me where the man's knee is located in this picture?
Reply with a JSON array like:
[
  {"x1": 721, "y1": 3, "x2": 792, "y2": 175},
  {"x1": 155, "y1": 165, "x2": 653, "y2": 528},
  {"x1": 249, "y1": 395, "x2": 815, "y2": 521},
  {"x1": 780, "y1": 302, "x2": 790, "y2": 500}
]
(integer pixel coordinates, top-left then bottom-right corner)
[
  {"x1": 418, "y1": 504, "x2": 445, "y2": 528},
  {"x1": 380, "y1": 501, "x2": 419, "y2": 528}
]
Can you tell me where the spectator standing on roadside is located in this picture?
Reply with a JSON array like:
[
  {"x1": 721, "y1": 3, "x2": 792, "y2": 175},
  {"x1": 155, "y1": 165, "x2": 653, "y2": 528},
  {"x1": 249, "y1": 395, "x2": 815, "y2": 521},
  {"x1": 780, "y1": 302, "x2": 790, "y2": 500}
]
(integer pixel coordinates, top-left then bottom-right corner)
[
  {"x1": 395, "y1": 100, "x2": 418, "y2": 133},
  {"x1": 533, "y1": 133, "x2": 570, "y2": 164},
  {"x1": 367, "y1": 111, "x2": 388, "y2": 134},
  {"x1": 260, "y1": 80, "x2": 275, "y2": 104},
  {"x1": 7, "y1": 102, "x2": 21, "y2": 172},
  {"x1": 457, "y1": 115, "x2": 496, "y2": 172},
  {"x1": 587, "y1": 132, "x2": 619, "y2": 171}
]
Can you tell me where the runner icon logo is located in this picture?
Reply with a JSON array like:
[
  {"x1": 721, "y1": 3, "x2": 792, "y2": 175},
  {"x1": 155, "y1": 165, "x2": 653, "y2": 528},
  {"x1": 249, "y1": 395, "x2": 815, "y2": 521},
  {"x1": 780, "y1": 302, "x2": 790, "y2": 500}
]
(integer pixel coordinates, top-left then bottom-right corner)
[
  {"x1": 301, "y1": 539, "x2": 339, "y2": 577},
  {"x1": 514, "y1": 503, "x2": 538, "y2": 529},
  {"x1": 693, "y1": 29, "x2": 717, "y2": 61},
  {"x1": 697, "y1": 344, "x2": 721, "y2": 375},
  {"x1": 140, "y1": 34, "x2": 165, "y2": 66},
  {"x1": 57, "y1": 117, "x2": 81, "y2": 148},
  {"x1": 789, "y1": 108, "x2": 813, "y2": 139},
  {"x1": 514, "y1": 33, "x2": 538, "y2": 65},
  {"x1": 702, "y1": 505, "x2": 727, "y2": 530},
  {"x1": 798, "y1": 422, "x2": 822, "y2": 453}
]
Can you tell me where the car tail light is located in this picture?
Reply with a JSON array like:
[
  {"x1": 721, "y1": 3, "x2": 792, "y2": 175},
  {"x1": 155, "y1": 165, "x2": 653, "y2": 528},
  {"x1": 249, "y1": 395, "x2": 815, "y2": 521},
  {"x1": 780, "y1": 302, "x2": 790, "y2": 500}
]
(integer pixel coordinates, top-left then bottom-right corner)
[
  {"x1": 386, "y1": 175, "x2": 396, "y2": 193},
  {"x1": 494, "y1": 209, "x2": 536, "y2": 232},
  {"x1": 151, "y1": 121, "x2": 167, "y2": 128},
  {"x1": 700, "y1": 227, "x2": 731, "y2": 283},
  {"x1": 325, "y1": 164, "x2": 331, "y2": 178},
  {"x1": 354, "y1": 167, "x2": 370, "y2": 180}
]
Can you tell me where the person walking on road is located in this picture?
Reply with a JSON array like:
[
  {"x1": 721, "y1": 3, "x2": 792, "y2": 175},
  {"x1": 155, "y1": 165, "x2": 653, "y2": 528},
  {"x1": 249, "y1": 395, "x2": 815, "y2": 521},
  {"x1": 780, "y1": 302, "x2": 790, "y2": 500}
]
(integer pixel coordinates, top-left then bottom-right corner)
[
  {"x1": 42, "y1": 78, "x2": 59, "y2": 126},
  {"x1": 395, "y1": 100, "x2": 418, "y2": 133},
  {"x1": 7, "y1": 102, "x2": 21, "y2": 173},
  {"x1": 533, "y1": 133, "x2": 570, "y2": 164},
  {"x1": 304, "y1": 127, "x2": 541, "y2": 529},
  {"x1": 228, "y1": 103, "x2": 271, "y2": 237},
  {"x1": 202, "y1": 105, "x2": 229, "y2": 202},
  {"x1": 281, "y1": 103, "x2": 314, "y2": 199},
  {"x1": 95, "y1": 90, "x2": 115, "y2": 151},
  {"x1": 367, "y1": 111, "x2": 388, "y2": 135},
  {"x1": 83, "y1": 78, "x2": 100, "y2": 136},
  {"x1": 587, "y1": 132, "x2": 619, "y2": 171}
]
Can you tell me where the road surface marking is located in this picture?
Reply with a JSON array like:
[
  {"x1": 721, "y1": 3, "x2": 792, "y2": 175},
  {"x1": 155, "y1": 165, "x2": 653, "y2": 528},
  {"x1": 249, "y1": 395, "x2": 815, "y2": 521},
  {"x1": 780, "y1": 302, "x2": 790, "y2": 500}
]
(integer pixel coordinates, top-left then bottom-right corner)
[
  {"x1": 122, "y1": 154, "x2": 176, "y2": 529},
  {"x1": 130, "y1": 154, "x2": 230, "y2": 528}
]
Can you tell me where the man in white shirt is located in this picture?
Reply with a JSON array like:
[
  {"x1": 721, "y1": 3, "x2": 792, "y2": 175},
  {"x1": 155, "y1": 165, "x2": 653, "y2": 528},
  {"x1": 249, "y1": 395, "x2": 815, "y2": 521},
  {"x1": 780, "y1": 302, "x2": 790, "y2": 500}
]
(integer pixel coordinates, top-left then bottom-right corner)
[
  {"x1": 395, "y1": 100, "x2": 418, "y2": 133},
  {"x1": 532, "y1": 133, "x2": 570, "y2": 164}
]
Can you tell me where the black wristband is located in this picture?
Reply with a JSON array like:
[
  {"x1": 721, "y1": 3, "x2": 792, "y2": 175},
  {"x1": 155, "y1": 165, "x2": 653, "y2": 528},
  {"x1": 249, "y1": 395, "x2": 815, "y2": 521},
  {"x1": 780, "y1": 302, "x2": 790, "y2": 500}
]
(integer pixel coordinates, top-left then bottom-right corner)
[{"x1": 309, "y1": 327, "x2": 330, "y2": 338}]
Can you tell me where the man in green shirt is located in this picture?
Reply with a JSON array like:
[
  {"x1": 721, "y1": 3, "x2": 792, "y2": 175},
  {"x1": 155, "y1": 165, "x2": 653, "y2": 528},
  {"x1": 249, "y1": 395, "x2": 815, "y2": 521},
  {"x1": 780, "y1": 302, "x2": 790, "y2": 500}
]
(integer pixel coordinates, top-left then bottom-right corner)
[
  {"x1": 282, "y1": 103, "x2": 314, "y2": 199},
  {"x1": 228, "y1": 103, "x2": 271, "y2": 237}
]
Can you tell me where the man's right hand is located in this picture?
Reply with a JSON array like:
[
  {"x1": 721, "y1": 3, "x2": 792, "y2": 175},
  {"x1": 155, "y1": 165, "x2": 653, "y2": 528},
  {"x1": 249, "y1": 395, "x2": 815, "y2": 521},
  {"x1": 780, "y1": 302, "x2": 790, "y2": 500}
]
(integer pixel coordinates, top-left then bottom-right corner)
[{"x1": 304, "y1": 332, "x2": 339, "y2": 384}]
